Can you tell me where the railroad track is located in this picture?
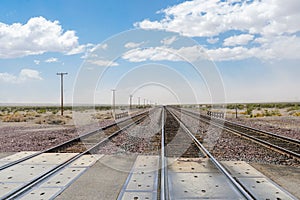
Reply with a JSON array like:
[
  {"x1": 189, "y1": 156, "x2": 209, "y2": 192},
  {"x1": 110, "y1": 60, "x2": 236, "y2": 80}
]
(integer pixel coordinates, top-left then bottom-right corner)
[
  {"x1": 0, "y1": 109, "x2": 151, "y2": 171},
  {"x1": 171, "y1": 106, "x2": 300, "y2": 160},
  {"x1": 118, "y1": 107, "x2": 251, "y2": 199},
  {"x1": 50, "y1": 109, "x2": 152, "y2": 153},
  {"x1": 164, "y1": 108, "x2": 204, "y2": 158},
  {"x1": 97, "y1": 108, "x2": 163, "y2": 155},
  {"x1": 160, "y1": 107, "x2": 254, "y2": 199},
  {"x1": 1, "y1": 106, "x2": 296, "y2": 199},
  {"x1": 0, "y1": 109, "x2": 153, "y2": 199}
]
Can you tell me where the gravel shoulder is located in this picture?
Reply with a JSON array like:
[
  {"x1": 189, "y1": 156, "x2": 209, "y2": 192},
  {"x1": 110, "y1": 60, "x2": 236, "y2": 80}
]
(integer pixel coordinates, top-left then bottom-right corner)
[
  {"x1": 227, "y1": 116, "x2": 300, "y2": 140},
  {"x1": 0, "y1": 109, "x2": 145, "y2": 152},
  {"x1": 0, "y1": 119, "x2": 114, "y2": 152},
  {"x1": 250, "y1": 163, "x2": 300, "y2": 199},
  {"x1": 172, "y1": 109, "x2": 300, "y2": 166}
]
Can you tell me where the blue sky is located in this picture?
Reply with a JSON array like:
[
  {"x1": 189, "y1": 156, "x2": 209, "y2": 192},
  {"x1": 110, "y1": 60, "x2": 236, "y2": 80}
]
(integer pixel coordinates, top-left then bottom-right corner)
[{"x1": 0, "y1": 0, "x2": 299, "y2": 104}]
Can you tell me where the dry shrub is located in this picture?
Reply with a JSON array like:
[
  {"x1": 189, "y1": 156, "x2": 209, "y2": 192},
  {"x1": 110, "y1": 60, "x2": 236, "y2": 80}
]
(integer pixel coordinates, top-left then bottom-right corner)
[
  {"x1": 35, "y1": 115, "x2": 70, "y2": 125},
  {"x1": 291, "y1": 112, "x2": 300, "y2": 117},
  {"x1": 2, "y1": 112, "x2": 26, "y2": 122},
  {"x1": 253, "y1": 112, "x2": 265, "y2": 118}
]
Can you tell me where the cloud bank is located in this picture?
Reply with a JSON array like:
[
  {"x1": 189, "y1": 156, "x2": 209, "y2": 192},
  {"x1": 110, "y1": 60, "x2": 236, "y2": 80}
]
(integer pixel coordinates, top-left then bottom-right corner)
[
  {"x1": 0, "y1": 16, "x2": 86, "y2": 58},
  {"x1": 0, "y1": 69, "x2": 43, "y2": 83},
  {"x1": 135, "y1": 0, "x2": 300, "y2": 61}
]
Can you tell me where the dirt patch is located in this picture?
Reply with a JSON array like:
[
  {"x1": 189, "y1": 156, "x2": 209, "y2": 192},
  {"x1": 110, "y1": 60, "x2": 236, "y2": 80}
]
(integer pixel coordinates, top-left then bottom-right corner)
[{"x1": 251, "y1": 163, "x2": 300, "y2": 199}]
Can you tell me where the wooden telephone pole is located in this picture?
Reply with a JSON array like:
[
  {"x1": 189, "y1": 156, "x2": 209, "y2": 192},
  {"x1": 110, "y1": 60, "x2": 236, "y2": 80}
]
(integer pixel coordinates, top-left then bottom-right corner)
[
  {"x1": 56, "y1": 72, "x2": 68, "y2": 116},
  {"x1": 129, "y1": 95, "x2": 133, "y2": 110}
]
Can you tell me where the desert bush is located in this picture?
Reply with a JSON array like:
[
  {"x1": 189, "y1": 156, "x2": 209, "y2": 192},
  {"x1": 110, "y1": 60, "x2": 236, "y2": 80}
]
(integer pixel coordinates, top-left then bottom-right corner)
[
  {"x1": 246, "y1": 104, "x2": 254, "y2": 115},
  {"x1": 292, "y1": 112, "x2": 300, "y2": 117},
  {"x1": 2, "y1": 113, "x2": 26, "y2": 122},
  {"x1": 34, "y1": 115, "x2": 68, "y2": 125},
  {"x1": 271, "y1": 109, "x2": 282, "y2": 116},
  {"x1": 253, "y1": 112, "x2": 265, "y2": 118},
  {"x1": 237, "y1": 104, "x2": 245, "y2": 110},
  {"x1": 262, "y1": 103, "x2": 276, "y2": 108},
  {"x1": 37, "y1": 108, "x2": 47, "y2": 114},
  {"x1": 226, "y1": 104, "x2": 235, "y2": 109},
  {"x1": 264, "y1": 109, "x2": 271, "y2": 116},
  {"x1": 287, "y1": 104, "x2": 299, "y2": 112}
]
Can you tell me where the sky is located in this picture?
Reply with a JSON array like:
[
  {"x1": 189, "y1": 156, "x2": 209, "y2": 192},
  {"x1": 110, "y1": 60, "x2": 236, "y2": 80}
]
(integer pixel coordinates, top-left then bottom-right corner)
[{"x1": 0, "y1": 0, "x2": 299, "y2": 105}]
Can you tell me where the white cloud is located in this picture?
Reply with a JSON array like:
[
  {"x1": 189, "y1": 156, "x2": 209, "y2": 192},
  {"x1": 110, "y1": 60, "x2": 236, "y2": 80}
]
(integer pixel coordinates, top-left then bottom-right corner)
[
  {"x1": 34, "y1": 60, "x2": 40, "y2": 65},
  {"x1": 135, "y1": 0, "x2": 300, "y2": 61},
  {"x1": 122, "y1": 35, "x2": 300, "y2": 62},
  {"x1": 207, "y1": 35, "x2": 300, "y2": 61},
  {"x1": 123, "y1": 47, "x2": 178, "y2": 62},
  {"x1": 19, "y1": 69, "x2": 43, "y2": 81},
  {"x1": 136, "y1": 0, "x2": 300, "y2": 37},
  {"x1": 0, "y1": 16, "x2": 84, "y2": 58},
  {"x1": 124, "y1": 42, "x2": 144, "y2": 49},
  {"x1": 207, "y1": 37, "x2": 219, "y2": 44},
  {"x1": 0, "y1": 73, "x2": 17, "y2": 83},
  {"x1": 80, "y1": 43, "x2": 106, "y2": 59},
  {"x1": 206, "y1": 46, "x2": 258, "y2": 61},
  {"x1": 260, "y1": 35, "x2": 300, "y2": 60},
  {"x1": 122, "y1": 46, "x2": 206, "y2": 62},
  {"x1": 88, "y1": 59, "x2": 119, "y2": 67},
  {"x1": 0, "y1": 69, "x2": 43, "y2": 83},
  {"x1": 99, "y1": 43, "x2": 108, "y2": 50},
  {"x1": 45, "y1": 57, "x2": 58, "y2": 63},
  {"x1": 161, "y1": 36, "x2": 177, "y2": 45},
  {"x1": 66, "y1": 45, "x2": 87, "y2": 55},
  {"x1": 223, "y1": 34, "x2": 254, "y2": 46}
]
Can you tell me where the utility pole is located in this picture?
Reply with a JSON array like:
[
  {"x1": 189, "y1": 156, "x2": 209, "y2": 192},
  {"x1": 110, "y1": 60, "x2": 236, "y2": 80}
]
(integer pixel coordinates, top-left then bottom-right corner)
[
  {"x1": 129, "y1": 95, "x2": 133, "y2": 110},
  {"x1": 138, "y1": 97, "x2": 140, "y2": 107},
  {"x1": 111, "y1": 89, "x2": 116, "y2": 119},
  {"x1": 56, "y1": 72, "x2": 68, "y2": 116},
  {"x1": 144, "y1": 98, "x2": 146, "y2": 107}
]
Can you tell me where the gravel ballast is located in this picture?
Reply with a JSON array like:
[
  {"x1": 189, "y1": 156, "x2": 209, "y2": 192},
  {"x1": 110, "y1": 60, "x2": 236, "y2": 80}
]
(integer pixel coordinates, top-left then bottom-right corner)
[{"x1": 171, "y1": 108, "x2": 300, "y2": 166}]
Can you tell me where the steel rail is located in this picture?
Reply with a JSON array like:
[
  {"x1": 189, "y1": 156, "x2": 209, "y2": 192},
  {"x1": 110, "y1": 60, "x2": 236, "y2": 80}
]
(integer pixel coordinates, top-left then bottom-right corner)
[
  {"x1": 4, "y1": 110, "x2": 150, "y2": 199},
  {"x1": 160, "y1": 107, "x2": 168, "y2": 200},
  {"x1": 166, "y1": 108, "x2": 254, "y2": 200}
]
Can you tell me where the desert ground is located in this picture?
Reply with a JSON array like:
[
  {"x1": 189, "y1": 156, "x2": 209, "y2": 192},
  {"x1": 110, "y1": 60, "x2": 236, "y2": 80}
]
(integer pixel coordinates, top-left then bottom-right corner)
[
  {"x1": 0, "y1": 106, "x2": 138, "y2": 151},
  {"x1": 0, "y1": 104, "x2": 299, "y2": 152},
  {"x1": 0, "y1": 104, "x2": 299, "y2": 198}
]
